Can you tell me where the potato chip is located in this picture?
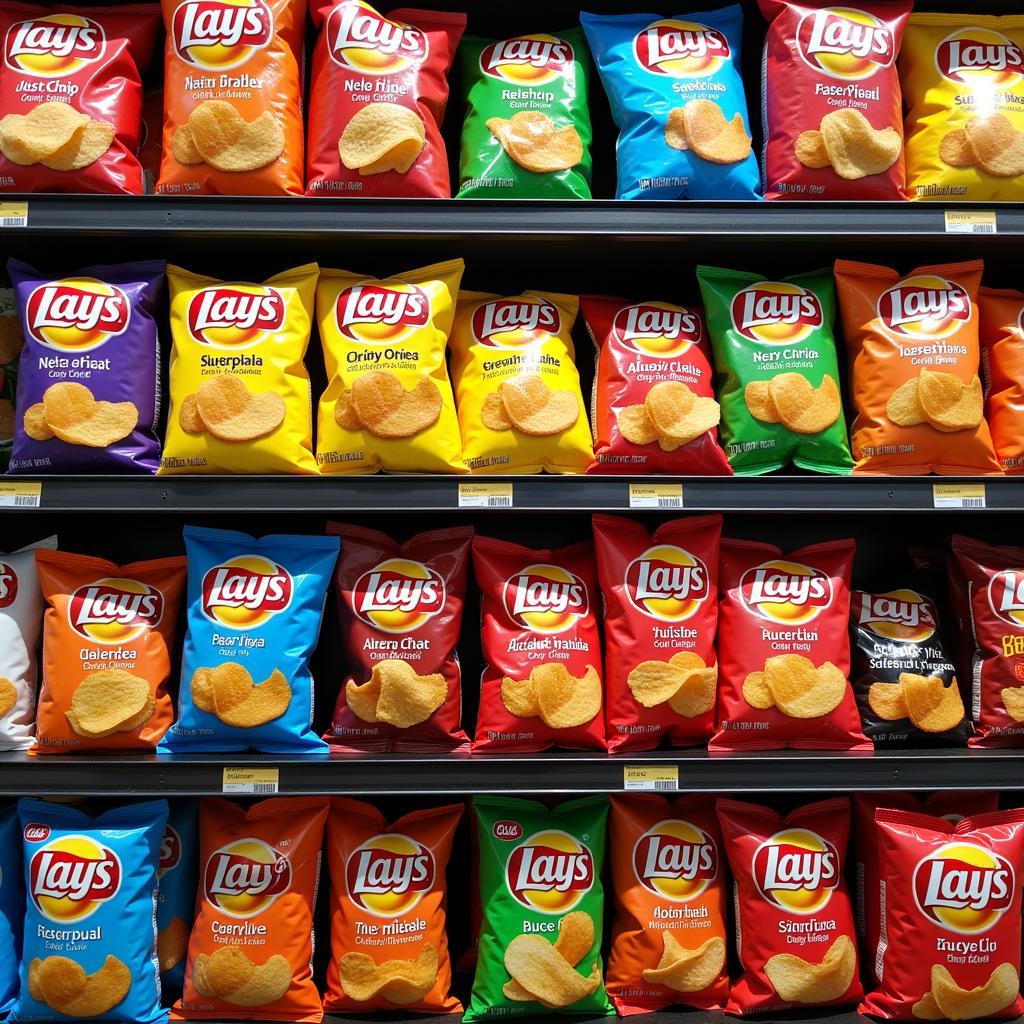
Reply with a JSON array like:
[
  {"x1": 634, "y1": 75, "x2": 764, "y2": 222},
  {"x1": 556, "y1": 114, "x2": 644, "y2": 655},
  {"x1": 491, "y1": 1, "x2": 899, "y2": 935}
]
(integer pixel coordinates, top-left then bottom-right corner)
[
  {"x1": 42, "y1": 382, "x2": 95, "y2": 431},
  {"x1": 767, "y1": 655, "x2": 847, "y2": 719},
  {"x1": 534, "y1": 663, "x2": 602, "y2": 730},
  {"x1": 765, "y1": 934, "x2": 856, "y2": 1004},
  {"x1": 964, "y1": 113, "x2": 1024, "y2": 178},
  {"x1": 359, "y1": 137, "x2": 425, "y2": 177},
  {"x1": 868, "y1": 682, "x2": 908, "y2": 721},
  {"x1": 352, "y1": 373, "x2": 442, "y2": 439},
  {"x1": 481, "y1": 391, "x2": 513, "y2": 431},
  {"x1": 41, "y1": 120, "x2": 114, "y2": 171},
  {"x1": 216, "y1": 669, "x2": 291, "y2": 729},
  {"x1": 902, "y1": 673, "x2": 964, "y2": 733},
  {"x1": 940, "y1": 128, "x2": 975, "y2": 169},
  {"x1": 742, "y1": 671, "x2": 775, "y2": 710},
  {"x1": 501, "y1": 674, "x2": 540, "y2": 718},
  {"x1": 642, "y1": 935, "x2": 726, "y2": 993},
  {"x1": 179, "y1": 394, "x2": 205, "y2": 435},
  {"x1": 338, "y1": 945, "x2": 438, "y2": 1004},
  {"x1": 201, "y1": 110, "x2": 285, "y2": 173},
  {"x1": 488, "y1": 111, "x2": 583, "y2": 173},
  {"x1": 645, "y1": 380, "x2": 719, "y2": 444},
  {"x1": 0, "y1": 677, "x2": 15, "y2": 718},
  {"x1": 887, "y1": 377, "x2": 927, "y2": 427},
  {"x1": 919, "y1": 371, "x2": 983, "y2": 433},
  {"x1": 913, "y1": 992, "x2": 944, "y2": 1020},
  {"x1": 744, "y1": 381, "x2": 780, "y2": 424},
  {"x1": 210, "y1": 662, "x2": 255, "y2": 713},
  {"x1": 773, "y1": 374, "x2": 841, "y2": 435},
  {"x1": 795, "y1": 130, "x2": 830, "y2": 169},
  {"x1": 200, "y1": 946, "x2": 255, "y2": 997},
  {"x1": 1002, "y1": 686, "x2": 1024, "y2": 722},
  {"x1": 554, "y1": 912, "x2": 594, "y2": 967},
  {"x1": 36, "y1": 954, "x2": 131, "y2": 1018},
  {"x1": 157, "y1": 917, "x2": 188, "y2": 973},
  {"x1": 191, "y1": 667, "x2": 214, "y2": 714},
  {"x1": 217, "y1": 954, "x2": 292, "y2": 1007},
  {"x1": 820, "y1": 107, "x2": 900, "y2": 180},
  {"x1": 504, "y1": 935, "x2": 601, "y2": 1009},
  {"x1": 334, "y1": 386, "x2": 363, "y2": 430},
  {"x1": 668, "y1": 666, "x2": 717, "y2": 719},
  {"x1": 339, "y1": 104, "x2": 425, "y2": 173},
  {"x1": 931, "y1": 962, "x2": 1019, "y2": 1021},
  {"x1": 669, "y1": 651, "x2": 706, "y2": 671},
  {"x1": 0, "y1": 102, "x2": 88, "y2": 165},
  {"x1": 172, "y1": 124, "x2": 204, "y2": 166},
  {"x1": 374, "y1": 659, "x2": 447, "y2": 729},
  {"x1": 65, "y1": 670, "x2": 150, "y2": 738},
  {"x1": 499, "y1": 373, "x2": 580, "y2": 437},
  {"x1": 617, "y1": 404, "x2": 658, "y2": 445},
  {"x1": 682, "y1": 99, "x2": 751, "y2": 165},
  {"x1": 627, "y1": 660, "x2": 687, "y2": 708},
  {"x1": 196, "y1": 374, "x2": 285, "y2": 442},
  {"x1": 665, "y1": 107, "x2": 688, "y2": 150},
  {"x1": 49, "y1": 398, "x2": 139, "y2": 448},
  {"x1": 346, "y1": 674, "x2": 380, "y2": 724}
]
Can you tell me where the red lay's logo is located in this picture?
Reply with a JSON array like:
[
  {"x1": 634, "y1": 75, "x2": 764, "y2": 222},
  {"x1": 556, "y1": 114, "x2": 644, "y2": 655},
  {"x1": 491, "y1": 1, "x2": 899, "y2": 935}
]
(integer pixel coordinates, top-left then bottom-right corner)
[
  {"x1": 633, "y1": 819, "x2": 717, "y2": 902},
  {"x1": 204, "y1": 839, "x2": 291, "y2": 918},
  {"x1": 507, "y1": 830, "x2": 594, "y2": 914},
  {"x1": 171, "y1": 0, "x2": 272, "y2": 71},
  {"x1": 328, "y1": 1, "x2": 427, "y2": 74},
  {"x1": 913, "y1": 843, "x2": 1015, "y2": 934},
  {"x1": 202, "y1": 555, "x2": 292, "y2": 630},
  {"x1": 188, "y1": 286, "x2": 285, "y2": 349},
  {"x1": 0, "y1": 563, "x2": 17, "y2": 609},
  {"x1": 753, "y1": 828, "x2": 839, "y2": 914},
  {"x1": 480, "y1": 34, "x2": 572, "y2": 85},
  {"x1": 4, "y1": 14, "x2": 104, "y2": 77},
  {"x1": 335, "y1": 284, "x2": 430, "y2": 344},
  {"x1": 30, "y1": 836, "x2": 122, "y2": 924},
  {"x1": 937, "y1": 28, "x2": 1024, "y2": 88},
  {"x1": 472, "y1": 298, "x2": 560, "y2": 349},
  {"x1": 878, "y1": 276, "x2": 971, "y2": 340},
  {"x1": 625, "y1": 545, "x2": 709, "y2": 623},
  {"x1": 634, "y1": 19, "x2": 730, "y2": 78},
  {"x1": 68, "y1": 577, "x2": 164, "y2": 645},
  {"x1": 740, "y1": 560, "x2": 833, "y2": 625},
  {"x1": 854, "y1": 589, "x2": 937, "y2": 643},
  {"x1": 159, "y1": 825, "x2": 181, "y2": 879},
  {"x1": 730, "y1": 283, "x2": 823, "y2": 344},
  {"x1": 353, "y1": 558, "x2": 445, "y2": 634},
  {"x1": 25, "y1": 279, "x2": 130, "y2": 352},
  {"x1": 503, "y1": 563, "x2": 588, "y2": 634},
  {"x1": 345, "y1": 834, "x2": 435, "y2": 917},
  {"x1": 987, "y1": 570, "x2": 1024, "y2": 628},
  {"x1": 796, "y1": 7, "x2": 894, "y2": 80},
  {"x1": 611, "y1": 303, "x2": 702, "y2": 358}
]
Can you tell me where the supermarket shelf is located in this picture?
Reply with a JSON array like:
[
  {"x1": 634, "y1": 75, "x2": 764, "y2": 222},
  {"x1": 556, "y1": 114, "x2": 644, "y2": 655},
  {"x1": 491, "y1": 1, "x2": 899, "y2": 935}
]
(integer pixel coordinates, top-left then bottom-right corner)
[
  {"x1": 3, "y1": 749, "x2": 1023, "y2": 796},
  {"x1": 0, "y1": 474, "x2": 1016, "y2": 513}
]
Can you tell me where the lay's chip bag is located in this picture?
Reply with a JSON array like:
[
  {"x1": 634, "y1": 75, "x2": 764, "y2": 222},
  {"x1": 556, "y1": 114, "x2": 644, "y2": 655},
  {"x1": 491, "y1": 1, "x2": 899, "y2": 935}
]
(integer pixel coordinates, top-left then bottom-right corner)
[
  {"x1": 457, "y1": 29, "x2": 592, "y2": 199},
  {"x1": 697, "y1": 265, "x2": 853, "y2": 475},
  {"x1": 901, "y1": 14, "x2": 1024, "y2": 202},
  {"x1": 979, "y1": 287, "x2": 1024, "y2": 474},
  {"x1": 306, "y1": 1, "x2": 464, "y2": 197},
  {"x1": 465, "y1": 795, "x2": 611, "y2": 1022},
  {"x1": 14, "y1": 796, "x2": 168, "y2": 1024},
  {"x1": 581, "y1": 7, "x2": 760, "y2": 200},
  {"x1": 450, "y1": 291, "x2": 593, "y2": 474},
  {"x1": 157, "y1": 0, "x2": 305, "y2": 195},
  {"x1": 0, "y1": 3, "x2": 159, "y2": 194},
  {"x1": 325, "y1": 799, "x2": 463, "y2": 1013},
  {"x1": 162, "y1": 525, "x2": 338, "y2": 754},
  {"x1": 835, "y1": 259, "x2": 1001, "y2": 475},
  {"x1": 0, "y1": 804, "x2": 22, "y2": 1017},
  {"x1": 161, "y1": 264, "x2": 319, "y2": 475},
  {"x1": 315, "y1": 260, "x2": 464, "y2": 474},
  {"x1": 176, "y1": 796, "x2": 328, "y2": 1022},
  {"x1": 157, "y1": 801, "x2": 198, "y2": 993},
  {"x1": 34, "y1": 548, "x2": 186, "y2": 753}
]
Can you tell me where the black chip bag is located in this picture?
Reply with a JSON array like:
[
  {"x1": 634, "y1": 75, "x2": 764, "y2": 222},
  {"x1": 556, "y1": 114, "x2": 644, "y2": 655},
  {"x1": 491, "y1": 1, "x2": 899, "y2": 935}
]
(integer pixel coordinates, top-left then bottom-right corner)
[{"x1": 850, "y1": 588, "x2": 970, "y2": 747}]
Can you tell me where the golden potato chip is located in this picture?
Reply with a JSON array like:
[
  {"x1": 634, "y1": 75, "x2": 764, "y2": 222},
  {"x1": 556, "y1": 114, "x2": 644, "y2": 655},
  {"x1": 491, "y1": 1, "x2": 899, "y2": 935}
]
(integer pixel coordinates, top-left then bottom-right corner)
[
  {"x1": 218, "y1": 954, "x2": 292, "y2": 1007},
  {"x1": 188, "y1": 100, "x2": 246, "y2": 156},
  {"x1": 964, "y1": 114, "x2": 1024, "y2": 178},
  {"x1": 0, "y1": 677, "x2": 15, "y2": 718},
  {"x1": 373, "y1": 659, "x2": 447, "y2": 728},
  {"x1": 179, "y1": 394, "x2": 205, "y2": 435},
  {"x1": 504, "y1": 935, "x2": 601, "y2": 1009},
  {"x1": 191, "y1": 667, "x2": 215, "y2": 713},
  {"x1": 196, "y1": 375, "x2": 285, "y2": 442},
  {"x1": 940, "y1": 128, "x2": 975, "y2": 169},
  {"x1": 216, "y1": 668, "x2": 291, "y2": 729},
  {"x1": 743, "y1": 670, "x2": 775, "y2": 710},
  {"x1": 765, "y1": 935, "x2": 856, "y2": 1004},
  {"x1": 767, "y1": 656, "x2": 846, "y2": 719},
  {"x1": 554, "y1": 911, "x2": 594, "y2": 967},
  {"x1": 334, "y1": 385, "x2": 363, "y2": 430},
  {"x1": 745, "y1": 381, "x2": 780, "y2": 424},
  {"x1": 488, "y1": 111, "x2": 583, "y2": 173},
  {"x1": 42, "y1": 381, "x2": 95, "y2": 430},
  {"x1": 869, "y1": 681, "x2": 908, "y2": 721},
  {"x1": 0, "y1": 102, "x2": 88, "y2": 165},
  {"x1": 352, "y1": 374, "x2": 442, "y2": 439},
  {"x1": 36, "y1": 954, "x2": 131, "y2": 1017},
  {"x1": 114, "y1": 693, "x2": 157, "y2": 736},
  {"x1": 339, "y1": 945, "x2": 438, "y2": 1005},
  {"x1": 201, "y1": 945, "x2": 256, "y2": 997},
  {"x1": 682, "y1": 99, "x2": 751, "y2": 164},
  {"x1": 665, "y1": 107, "x2": 688, "y2": 150},
  {"x1": 28, "y1": 958, "x2": 43, "y2": 1003},
  {"x1": 347, "y1": 674, "x2": 381, "y2": 723},
  {"x1": 339, "y1": 104, "x2": 425, "y2": 173},
  {"x1": 360, "y1": 136, "x2": 425, "y2": 176},
  {"x1": 642, "y1": 935, "x2": 726, "y2": 993},
  {"x1": 23, "y1": 402, "x2": 54, "y2": 441},
  {"x1": 645, "y1": 380, "x2": 719, "y2": 444},
  {"x1": 918, "y1": 371, "x2": 983, "y2": 433},
  {"x1": 158, "y1": 917, "x2": 189, "y2": 973},
  {"x1": 481, "y1": 391, "x2": 513, "y2": 431},
  {"x1": 501, "y1": 673, "x2": 540, "y2": 718},
  {"x1": 887, "y1": 377, "x2": 927, "y2": 427},
  {"x1": 503, "y1": 979, "x2": 557, "y2": 1008},
  {"x1": 912, "y1": 992, "x2": 944, "y2": 1020},
  {"x1": 820, "y1": 107, "x2": 901, "y2": 180},
  {"x1": 52, "y1": 400, "x2": 138, "y2": 448},
  {"x1": 669, "y1": 651, "x2": 706, "y2": 671},
  {"x1": 533, "y1": 663, "x2": 601, "y2": 730},
  {"x1": 200, "y1": 111, "x2": 285, "y2": 173},
  {"x1": 500, "y1": 374, "x2": 579, "y2": 436},
  {"x1": 41, "y1": 120, "x2": 114, "y2": 171},
  {"x1": 931, "y1": 962, "x2": 1019, "y2": 1021},
  {"x1": 1001, "y1": 686, "x2": 1024, "y2": 722},
  {"x1": 773, "y1": 374, "x2": 841, "y2": 435},
  {"x1": 617, "y1": 404, "x2": 658, "y2": 445},
  {"x1": 172, "y1": 124, "x2": 204, "y2": 166},
  {"x1": 668, "y1": 666, "x2": 717, "y2": 718},
  {"x1": 796, "y1": 130, "x2": 830, "y2": 169},
  {"x1": 65, "y1": 670, "x2": 150, "y2": 738},
  {"x1": 902, "y1": 673, "x2": 964, "y2": 733},
  {"x1": 209, "y1": 662, "x2": 255, "y2": 714},
  {"x1": 627, "y1": 660, "x2": 687, "y2": 708}
]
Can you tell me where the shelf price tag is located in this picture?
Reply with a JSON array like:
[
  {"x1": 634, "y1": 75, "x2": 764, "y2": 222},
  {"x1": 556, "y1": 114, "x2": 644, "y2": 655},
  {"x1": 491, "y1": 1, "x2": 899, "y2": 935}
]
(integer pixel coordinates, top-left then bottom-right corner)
[
  {"x1": 623, "y1": 765, "x2": 678, "y2": 792},
  {"x1": 629, "y1": 483, "x2": 683, "y2": 509},
  {"x1": 0, "y1": 481, "x2": 41, "y2": 508},
  {"x1": 933, "y1": 483, "x2": 986, "y2": 509},
  {"x1": 0, "y1": 202, "x2": 28, "y2": 228},
  {"x1": 458, "y1": 481, "x2": 513, "y2": 508},
  {"x1": 222, "y1": 767, "x2": 279, "y2": 794},
  {"x1": 944, "y1": 210, "x2": 996, "y2": 234}
]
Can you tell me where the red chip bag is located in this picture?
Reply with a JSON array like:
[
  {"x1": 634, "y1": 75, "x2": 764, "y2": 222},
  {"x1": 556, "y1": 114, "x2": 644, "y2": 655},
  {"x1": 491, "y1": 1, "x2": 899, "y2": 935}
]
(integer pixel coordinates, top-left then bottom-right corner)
[
  {"x1": 472, "y1": 534, "x2": 605, "y2": 752},
  {"x1": 860, "y1": 807, "x2": 1024, "y2": 1021},
  {"x1": 717, "y1": 797, "x2": 862, "y2": 1015},
  {"x1": 593, "y1": 514, "x2": 721, "y2": 753},
  {"x1": 0, "y1": 2, "x2": 159, "y2": 194},
  {"x1": 712, "y1": 538, "x2": 867, "y2": 750},
  {"x1": 306, "y1": 0, "x2": 464, "y2": 197},
  {"x1": 580, "y1": 296, "x2": 731, "y2": 475},
  {"x1": 979, "y1": 287, "x2": 1024, "y2": 474},
  {"x1": 758, "y1": 0, "x2": 910, "y2": 201},
  {"x1": 325, "y1": 523, "x2": 471, "y2": 752}
]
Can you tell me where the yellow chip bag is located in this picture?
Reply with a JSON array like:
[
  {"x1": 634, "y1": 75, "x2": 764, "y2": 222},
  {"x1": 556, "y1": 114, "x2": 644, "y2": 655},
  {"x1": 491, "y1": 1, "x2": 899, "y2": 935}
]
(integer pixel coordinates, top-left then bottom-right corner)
[
  {"x1": 315, "y1": 259, "x2": 465, "y2": 474},
  {"x1": 161, "y1": 265, "x2": 319, "y2": 474},
  {"x1": 901, "y1": 14, "x2": 1024, "y2": 201},
  {"x1": 450, "y1": 291, "x2": 594, "y2": 473}
]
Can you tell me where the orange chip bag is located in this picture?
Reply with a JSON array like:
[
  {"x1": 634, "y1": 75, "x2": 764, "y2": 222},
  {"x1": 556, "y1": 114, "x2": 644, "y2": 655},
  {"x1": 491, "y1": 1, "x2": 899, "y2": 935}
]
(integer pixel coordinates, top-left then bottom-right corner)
[
  {"x1": 34, "y1": 548, "x2": 186, "y2": 753},
  {"x1": 176, "y1": 796, "x2": 328, "y2": 1023},
  {"x1": 835, "y1": 258, "x2": 1000, "y2": 475},
  {"x1": 980, "y1": 287, "x2": 1024, "y2": 474},
  {"x1": 158, "y1": 0, "x2": 305, "y2": 195},
  {"x1": 324, "y1": 799, "x2": 462, "y2": 1013}
]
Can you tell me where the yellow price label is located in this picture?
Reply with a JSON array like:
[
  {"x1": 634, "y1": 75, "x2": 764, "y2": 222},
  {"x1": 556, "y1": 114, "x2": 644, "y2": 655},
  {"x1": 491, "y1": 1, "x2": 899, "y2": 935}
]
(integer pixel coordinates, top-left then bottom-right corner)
[
  {"x1": 222, "y1": 767, "x2": 279, "y2": 794},
  {"x1": 0, "y1": 202, "x2": 28, "y2": 228},
  {"x1": 458, "y1": 482, "x2": 513, "y2": 508},
  {"x1": 628, "y1": 483, "x2": 683, "y2": 509},
  {"x1": 623, "y1": 765, "x2": 679, "y2": 791},
  {"x1": 0, "y1": 481, "x2": 41, "y2": 508},
  {"x1": 932, "y1": 483, "x2": 986, "y2": 509},
  {"x1": 944, "y1": 210, "x2": 996, "y2": 234}
]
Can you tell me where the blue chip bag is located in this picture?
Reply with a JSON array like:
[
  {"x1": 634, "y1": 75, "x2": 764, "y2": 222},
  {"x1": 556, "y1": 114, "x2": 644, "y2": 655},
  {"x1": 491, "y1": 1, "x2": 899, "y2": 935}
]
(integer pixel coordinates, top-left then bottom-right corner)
[
  {"x1": 13, "y1": 797, "x2": 168, "y2": 1024},
  {"x1": 156, "y1": 801, "x2": 197, "y2": 993},
  {"x1": 581, "y1": 5, "x2": 761, "y2": 200},
  {"x1": 0, "y1": 804, "x2": 22, "y2": 1016},
  {"x1": 163, "y1": 526, "x2": 339, "y2": 754}
]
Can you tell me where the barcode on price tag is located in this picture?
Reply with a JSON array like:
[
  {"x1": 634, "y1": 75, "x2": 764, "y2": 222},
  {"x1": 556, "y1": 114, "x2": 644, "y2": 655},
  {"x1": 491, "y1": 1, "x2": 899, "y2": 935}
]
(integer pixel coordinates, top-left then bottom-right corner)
[
  {"x1": 0, "y1": 481, "x2": 41, "y2": 508},
  {"x1": 458, "y1": 482, "x2": 513, "y2": 508},
  {"x1": 222, "y1": 767, "x2": 279, "y2": 794},
  {"x1": 0, "y1": 202, "x2": 28, "y2": 228},
  {"x1": 933, "y1": 483, "x2": 986, "y2": 509},
  {"x1": 623, "y1": 765, "x2": 679, "y2": 791},
  {"x1": 944, "y1": 210, "x2": 996, "y2": 234},
  {"x1": 629, "y1": 483, "x2": 683, "y2": 509}
]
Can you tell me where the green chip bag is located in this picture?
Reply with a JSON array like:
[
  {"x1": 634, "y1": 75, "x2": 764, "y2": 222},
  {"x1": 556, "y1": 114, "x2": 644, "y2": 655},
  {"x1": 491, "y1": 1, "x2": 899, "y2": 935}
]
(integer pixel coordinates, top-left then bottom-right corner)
[
  {"x1": 465, "y1": 795, "x2": 612, "y2": 1022},
  {"x1": 697, "y1": 265, "x2": 854, "y2": 476},
  {"x1": 457, "y1": 30, "x2": 593, "y2": 199}
]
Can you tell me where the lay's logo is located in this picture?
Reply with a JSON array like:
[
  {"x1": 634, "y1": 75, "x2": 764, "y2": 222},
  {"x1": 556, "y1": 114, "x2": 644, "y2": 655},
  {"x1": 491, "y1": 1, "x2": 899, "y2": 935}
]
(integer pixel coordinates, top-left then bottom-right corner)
[
  {"x1": 171, "y1": 0, "x2": 272, "y2": 71},
  {"x1": 913, "y1": 844, "x2": 1015, "y2": 933},
  {"x1": 472, "y1": 298, "x2": 560, "y2": 349},
  {"x1": 30, "y1": 836, "x2": 122, "y2": 924},
  {"x1": 202, "y1": 555, "x2": 292, "y2": 630},
  {"x1": 740, "y1": 560, "x2": 833, "y2": 626},
  {"x1": 346, "y1": 834, "x2": 434, "y2": 917},
  {"x1": 480, "y1": 35, "x2": 572, "y2": 86},
  {"x1": 187, "y1": 286, "x2": 285, "y2": 349},
  {"x1": 335, "y1": 284, "x2": 430, "y2": 344},
  {"x1": 633, "y1": 820, "x2": 717, "y2": 902},
  {"x1": 0, "y1": 563, "x2": 17, "y2": 609},
  {"x1": 68, "y1": 578, "x2": 164, "y2": 644},
  {"x1": 328, "y1": 1, "x2": 427, "y2": 73},
  {"x1": 353, "y1": 558, "x2": 445, "y2": 634},
  {"x1": 796, "y1": 8, "x2": 894, "y2": 80},
  {"x1": 26, "y1": 279, "x2": 129, "y2": 352},
  {"x1": 937, "y1": 28, "x2": 1024, "y2": 87},
  {"x1": 612, "y1": 303, "x2": 702, "y2": 358},
  {"x1": 753, "y1": 829, "x2": 839, "y2": 914},
  {"x1": 878, "y1": 276, "x2": 970, "y2": 340},
  {"x1": 853, "y1": 588, "x2": 937, "y2": 642},
  {"x1": 730, "y1": 283, "x2": 822, "y2": 345},
  {"x1": 205, "y1": 839, "x2": 291, "y2": 918},
  {"x1": 5, "y1": 15, "x2": 104, "y2": 77},
  {"x1": 507, "y1": 830, "x2": 593, "y2": 914},
  {"x1": 159, "y1": 825, "x2": 181, "y2": 879},
  {"x1": 503, "y1": 564, "x2": 588, "y2": 634},
  {"x1": 625, "y1": 545, "x2": 709, "y2": 623},
  {"x1": 634, "y1": 19, "x2": 730, "y2": 78},
  {"x1": 987, "y1": 570, "x2": 1024, "y2": 628}
]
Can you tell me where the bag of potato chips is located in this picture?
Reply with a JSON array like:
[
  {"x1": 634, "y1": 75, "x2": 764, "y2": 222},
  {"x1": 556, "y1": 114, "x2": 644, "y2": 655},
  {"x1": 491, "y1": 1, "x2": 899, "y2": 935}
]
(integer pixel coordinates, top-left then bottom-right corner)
[
  {"x1": 901, "y1": 14, "x2": 1024, "y2": 202},
  {"x1": 306, "y1": 0, "x2": 464, "y2": 197},
  {"x1": 157, "y1": 800, "x2": 198, "y2": 993},
  {"x1": 161, "y1": 263, "x2": 318, "y2": 475},
  {"x1": 324, "y1": 799, "x2": 463, "y2": 1014},
  {"x1": 316, "y1": 260, "x2": 465, "y2": 474},
  {"x1": 581, "y1": 6, "x2": 760, "y2": 200},
  {"x1": 157, "y1": 0, "x2": 304, "y2": 195},
  {"x1": 34, "y1": 548, "x2": 186, "y2": 753},
  {"x1": 450, "y1": 291, "x2": 593, "y2": 474},
  {"x1": 979, "y1": 287, "x2": 1024, "y2": 474},
  {"x1": 835, "y1": 259, "x2": 1001, "y2": 475},
  {"x1": 697, "y1": 265, "x2": 852, "y2": 475},
  {"x1": 0, "y1": 804, "x2": 20, "y2": 1016},
  {"x1": 465, "y1": 795, "x2": 611, "y2": 1022},
  {"x1": 0, "y1": 3, "x2": 159, "y2": 194},
  {"x1": 177, "y1": 796, "x2": 328, "y2": 1022},
  {"x1": 457, "y1": 29, "x2": 592, "y2": 199}
]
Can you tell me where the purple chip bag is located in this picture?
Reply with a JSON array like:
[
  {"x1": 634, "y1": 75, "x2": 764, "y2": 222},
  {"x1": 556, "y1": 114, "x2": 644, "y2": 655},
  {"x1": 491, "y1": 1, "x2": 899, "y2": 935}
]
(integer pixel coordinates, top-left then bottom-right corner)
[{"x1": 7, "y1": 258, "x2": 164, "y2": 474}]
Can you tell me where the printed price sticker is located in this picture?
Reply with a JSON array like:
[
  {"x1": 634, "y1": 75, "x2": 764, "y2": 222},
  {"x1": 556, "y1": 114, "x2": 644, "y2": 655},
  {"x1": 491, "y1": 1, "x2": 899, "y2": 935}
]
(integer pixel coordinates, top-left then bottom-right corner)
[
  {"x1": 944, "y1": 210, "x2": 996, "y2": 234},
  {"x1": 459, "y1": 481, "x2": 513, "y2": 508},
  {"x1": 623, "y1": 765, "x2": 679, "y2": 792},
  {"x1": 629, "y1": 483, "x2": 683, "y2": 509},
  {"x1": 222, "y1": 767, "x2": 280, "y2": 794},
  {"x1": 933, "y1": 483, "x2": 986, "y2": 509},
  {"x1": 0, "y1": 202, "x2": 28, "y2": 228},
  {"x1": 0, "y1": 481, "x2": 41, "y2": 508}
]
